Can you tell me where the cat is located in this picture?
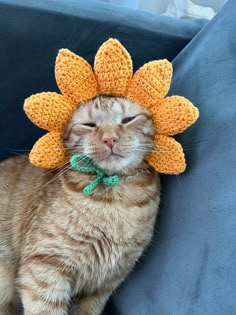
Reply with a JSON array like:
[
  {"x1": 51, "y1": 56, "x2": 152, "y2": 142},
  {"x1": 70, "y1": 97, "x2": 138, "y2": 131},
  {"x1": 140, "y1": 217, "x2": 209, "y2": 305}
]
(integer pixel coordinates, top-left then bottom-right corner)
[{"x1": 0, "y1": 96, "x2": 161, "y2": 315}]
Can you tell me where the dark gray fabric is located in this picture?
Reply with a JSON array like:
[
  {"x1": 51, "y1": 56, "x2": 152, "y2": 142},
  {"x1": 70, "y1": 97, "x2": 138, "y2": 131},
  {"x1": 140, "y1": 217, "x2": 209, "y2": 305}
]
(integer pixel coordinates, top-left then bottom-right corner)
[
  {"x1": 110, "y1": 1, "x2": 236, "y2": 314},
  {"x1": 0, "y1": 0, "x2": 205, "y2": 160}
]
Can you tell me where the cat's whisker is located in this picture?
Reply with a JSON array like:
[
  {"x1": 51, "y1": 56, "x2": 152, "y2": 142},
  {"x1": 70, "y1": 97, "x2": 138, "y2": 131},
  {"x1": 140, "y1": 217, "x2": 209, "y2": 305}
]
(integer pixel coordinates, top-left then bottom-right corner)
[
  {"x1": 10, "y1": 149, "x2": 71, "y2": 179},
  {"x1": 183, "y1": 139, "x2": 208, "y2": 149},
  {"x1": 39, "y1": 161, "x2": 71, "y2": 178},
  {"x1": 15, "y1": 148, "x2": 72, "y2": 153},
  {"x1": 139, "y1": 141, "x2": 154, "y2": 145},
  {"x1": 10, "y1": 149, "x2": 32, "y2": 152},
  {"x1": 33, "y1": 165, "x2": 72, "y2": 194},
  {"x1": 11, "y1": 152, "x2": 30, "y2": 159},
  {"x1": 138, "y1": 145, "x2": 154, "y2": 150},
  {"x1": 64, "y1": 145, "x2": 84, "y2": 149},
  {"x1": 150, "y1": 147, "x2": 179, "y2": 153},
  {"x1": 131, "y1": 148, "x2": 151, "y2": 153},
  {"x1": 183, "y1": 140, "x2": 208, "y2": 151},
  {"x1": 73, "y1": 155, "x2": 95, "y2": 168},
  {"x1": 176, "y1": 175, "x2": 184, "y2": 192}
]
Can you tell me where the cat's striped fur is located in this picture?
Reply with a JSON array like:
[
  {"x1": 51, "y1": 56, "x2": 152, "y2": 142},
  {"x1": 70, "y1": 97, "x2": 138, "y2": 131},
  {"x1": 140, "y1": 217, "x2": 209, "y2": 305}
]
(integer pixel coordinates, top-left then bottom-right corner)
[{"x1": 0, "y1": 97, "x2": 160, "y2": 315}]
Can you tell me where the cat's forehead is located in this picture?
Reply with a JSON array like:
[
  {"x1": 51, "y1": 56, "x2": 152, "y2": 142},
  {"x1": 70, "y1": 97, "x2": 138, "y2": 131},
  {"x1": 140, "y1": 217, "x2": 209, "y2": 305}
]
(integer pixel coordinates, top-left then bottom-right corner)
[{"x1": 76, "y1": 97, "x2": 145, "y2": 123}]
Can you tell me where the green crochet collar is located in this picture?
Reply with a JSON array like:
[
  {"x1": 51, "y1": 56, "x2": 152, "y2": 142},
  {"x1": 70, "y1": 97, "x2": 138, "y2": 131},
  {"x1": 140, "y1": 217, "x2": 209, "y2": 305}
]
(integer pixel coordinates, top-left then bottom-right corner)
[{"x1": 70, "y1": 155, "x2": 119, "y2": 195}]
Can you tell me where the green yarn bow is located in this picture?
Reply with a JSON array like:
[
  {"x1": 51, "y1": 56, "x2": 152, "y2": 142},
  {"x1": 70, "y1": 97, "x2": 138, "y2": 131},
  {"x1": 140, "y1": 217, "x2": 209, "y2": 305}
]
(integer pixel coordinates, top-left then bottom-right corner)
[{"x1": 70, "y1": 154, "x2": 119, "y2": 195}]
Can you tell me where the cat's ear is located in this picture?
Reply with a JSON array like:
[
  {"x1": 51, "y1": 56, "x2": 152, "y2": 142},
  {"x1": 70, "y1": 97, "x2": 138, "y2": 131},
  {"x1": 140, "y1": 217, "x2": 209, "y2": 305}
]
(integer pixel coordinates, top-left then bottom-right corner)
[
  {"x1": 29, "y1": 131, "x2": 69, "y2": 169},
  {"x1": 147, "y1": 135, "x2": 186, "y2": 174},
  {"x1": 94, "y1": 38, "x2": 133, "y2": 96},
  {"x1": 24, "y1": 92, "x2": 76, "y2": 131},
  {"x1": 126, "y1": 60, "x2": 172, "y2": 109},
  {"x1": 150, "y1": 96, "x2": 199, "y2": 136},
  {"x1": 55, "y1": 49, "x2": 98, "y2": 104}
]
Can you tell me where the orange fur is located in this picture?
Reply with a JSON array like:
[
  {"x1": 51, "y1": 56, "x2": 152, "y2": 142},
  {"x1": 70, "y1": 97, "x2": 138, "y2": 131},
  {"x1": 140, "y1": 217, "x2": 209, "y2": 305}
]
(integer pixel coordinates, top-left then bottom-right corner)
[{"x1": 0, "y1": 97, "x2": 160, "y2": 315}]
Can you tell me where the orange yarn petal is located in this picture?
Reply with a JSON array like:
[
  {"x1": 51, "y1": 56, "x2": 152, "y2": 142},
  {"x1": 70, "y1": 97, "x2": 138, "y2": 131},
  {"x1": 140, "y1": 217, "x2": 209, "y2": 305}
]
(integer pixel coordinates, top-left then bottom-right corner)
[
  {"x1": 29, "y1": 131, "x2": 69, "y2": 169},
  {"x1": 147, "y1": 135, "x2": 186, "y2": 174},
  {"x1": 24, "y1": 92, "x2": 76, "y2": 132},
  {"x1": 55, "y1": 49, "x2": 98, "y2": 104},
  {"x1": 151, "y1": 96, "x2": 199, "y2": 136},
  {"x1": 126, "y1": 60, "x2": 172, "y2": 109},
  {"x1": 94, "y1": 38, "x2": 133, "y2": 96}
]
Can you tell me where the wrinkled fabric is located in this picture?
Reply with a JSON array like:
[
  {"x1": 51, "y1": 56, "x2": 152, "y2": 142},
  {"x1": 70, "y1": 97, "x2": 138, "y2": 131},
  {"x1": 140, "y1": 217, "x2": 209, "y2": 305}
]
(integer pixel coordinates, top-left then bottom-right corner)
[
  {"x1": 109, "y1": 1, "x2": 236, "y2": 314},
  {"x1": 1, "y1": 0, "x2": 235, "y2": 315},
  {"x1": 0, "y1": 0, "x2": 205, "y2": 160}
]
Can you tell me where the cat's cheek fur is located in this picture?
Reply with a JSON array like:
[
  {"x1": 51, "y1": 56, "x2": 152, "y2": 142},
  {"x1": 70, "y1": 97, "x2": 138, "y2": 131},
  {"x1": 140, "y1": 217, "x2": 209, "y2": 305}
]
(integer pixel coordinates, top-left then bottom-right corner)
[{"x1": 142, "y1": 119, "x2": 155, "y2": 136}]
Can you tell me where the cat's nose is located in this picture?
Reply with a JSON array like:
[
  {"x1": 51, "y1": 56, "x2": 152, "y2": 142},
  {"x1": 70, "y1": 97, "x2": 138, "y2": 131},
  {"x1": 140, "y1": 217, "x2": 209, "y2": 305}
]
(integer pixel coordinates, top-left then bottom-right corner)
[{"x1": 103, "y1": 136, "x2": 117, "y2": 149}]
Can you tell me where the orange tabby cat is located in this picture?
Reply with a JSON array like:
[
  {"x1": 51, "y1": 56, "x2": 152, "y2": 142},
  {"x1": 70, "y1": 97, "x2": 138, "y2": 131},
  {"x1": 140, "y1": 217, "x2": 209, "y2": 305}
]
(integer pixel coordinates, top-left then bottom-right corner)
[{"x1": 0, "y1": 97, "x2": 160, "y2": 315}]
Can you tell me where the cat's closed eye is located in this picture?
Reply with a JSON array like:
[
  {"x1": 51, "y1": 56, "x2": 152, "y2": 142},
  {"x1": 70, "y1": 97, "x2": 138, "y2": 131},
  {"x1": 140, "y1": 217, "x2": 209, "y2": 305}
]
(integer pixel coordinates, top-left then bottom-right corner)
[
  {"x1": 122, "y1": 116, "x2": 136, "y2": 124},
  {"x1": 83, "y1": 122, "x2": 97, "y2": 128}
]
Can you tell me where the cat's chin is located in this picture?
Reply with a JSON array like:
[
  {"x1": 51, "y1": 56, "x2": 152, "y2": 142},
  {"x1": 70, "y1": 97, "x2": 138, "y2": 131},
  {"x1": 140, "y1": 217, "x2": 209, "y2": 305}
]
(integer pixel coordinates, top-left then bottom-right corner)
[
  {"x1": 96, "y1": 154, "x2": 125, "y2": 174},
  {"x1": 95, "y1": 154, "x2": 142, "y2": 175}
]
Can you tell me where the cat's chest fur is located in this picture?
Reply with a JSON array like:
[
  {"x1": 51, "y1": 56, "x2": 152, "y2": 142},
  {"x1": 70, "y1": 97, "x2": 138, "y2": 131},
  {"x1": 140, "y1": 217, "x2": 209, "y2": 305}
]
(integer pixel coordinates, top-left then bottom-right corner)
[{"x1": 22, "y1": 169, "x2": 160, "y2": 295}]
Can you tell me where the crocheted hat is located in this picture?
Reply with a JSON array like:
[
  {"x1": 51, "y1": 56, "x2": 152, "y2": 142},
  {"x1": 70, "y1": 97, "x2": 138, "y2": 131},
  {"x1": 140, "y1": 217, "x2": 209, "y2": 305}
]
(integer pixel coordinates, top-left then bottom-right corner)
[{"x1": 24, "y1": 38, "x2": 199, "y2": 174}]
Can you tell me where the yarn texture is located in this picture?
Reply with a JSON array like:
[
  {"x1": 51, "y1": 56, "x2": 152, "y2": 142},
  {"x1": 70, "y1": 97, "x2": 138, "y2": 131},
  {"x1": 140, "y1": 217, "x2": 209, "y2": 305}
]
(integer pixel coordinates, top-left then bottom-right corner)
[
  {"x1": 70, "y1": 155, "x2": 119, "y2": 195},
  {"x1": 29, "y1": 131, "x2": 69, "y2": 169},
  {"x1": 23, "y1": 38, "x2": 199, "y2": 174}
]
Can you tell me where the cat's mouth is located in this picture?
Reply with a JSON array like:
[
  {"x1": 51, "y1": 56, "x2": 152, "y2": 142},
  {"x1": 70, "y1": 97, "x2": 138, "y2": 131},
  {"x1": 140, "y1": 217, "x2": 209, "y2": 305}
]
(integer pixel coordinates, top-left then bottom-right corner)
[
  {"x1": 94, "y1": 150, "x2": 127, "y2": 173},
  {"x1": 99, "y1": 152, "x2": 125, "y2": 162}
]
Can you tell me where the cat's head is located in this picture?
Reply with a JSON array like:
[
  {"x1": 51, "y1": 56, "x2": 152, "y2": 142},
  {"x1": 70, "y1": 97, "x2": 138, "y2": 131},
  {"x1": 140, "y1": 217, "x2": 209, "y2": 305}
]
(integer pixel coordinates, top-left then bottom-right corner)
[{"x1": 63, "y1": 96, "x2": 154, "y2": 174}]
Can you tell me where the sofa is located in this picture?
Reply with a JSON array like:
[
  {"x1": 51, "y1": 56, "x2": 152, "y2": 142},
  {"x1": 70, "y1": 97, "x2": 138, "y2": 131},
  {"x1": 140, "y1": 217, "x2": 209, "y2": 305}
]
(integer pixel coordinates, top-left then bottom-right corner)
[{"x1": 0, "y1": 0, "x2": 235, "y2": 314}]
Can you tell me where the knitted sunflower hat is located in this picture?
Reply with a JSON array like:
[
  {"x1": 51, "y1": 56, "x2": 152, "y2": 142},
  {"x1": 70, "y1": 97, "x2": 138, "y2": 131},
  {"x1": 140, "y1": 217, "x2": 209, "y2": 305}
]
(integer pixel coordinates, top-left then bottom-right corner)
[{"x1": 24, "y1": 38, "x2": 199, "y2": 174}]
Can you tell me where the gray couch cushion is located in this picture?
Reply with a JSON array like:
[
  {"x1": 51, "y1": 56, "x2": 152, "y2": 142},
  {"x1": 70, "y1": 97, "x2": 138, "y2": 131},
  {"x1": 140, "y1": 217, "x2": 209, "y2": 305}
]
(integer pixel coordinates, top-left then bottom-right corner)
[{"x1": 110, "y1": 1, "x2": 236, "y2": 314}]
